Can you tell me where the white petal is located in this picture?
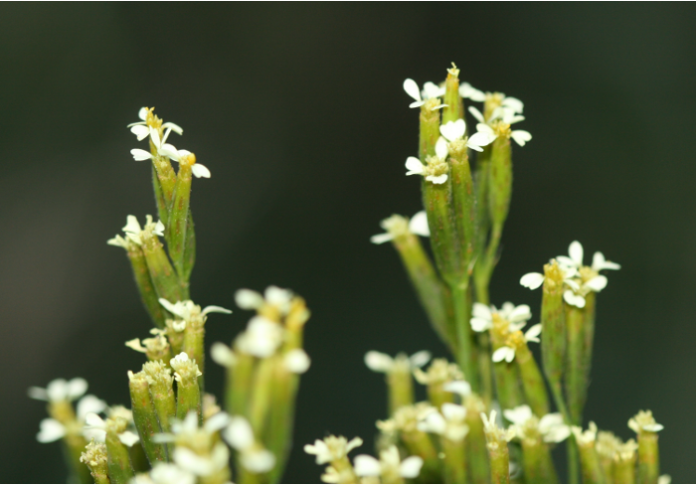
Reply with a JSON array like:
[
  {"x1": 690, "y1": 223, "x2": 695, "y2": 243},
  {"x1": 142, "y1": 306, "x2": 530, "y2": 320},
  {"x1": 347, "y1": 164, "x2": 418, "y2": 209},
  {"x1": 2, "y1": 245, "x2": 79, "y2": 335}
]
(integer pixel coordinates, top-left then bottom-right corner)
[
  {"x1": 76, "y1": 395, "x2": 107, "y2": 419},
  {"x1": 159, "y1": 298, "x2": 183, "y2": 318},
  {"x1": 131, "y1": 149, "x2": 153, "y2": 161},
  {"x1": 563, "y1": 290, "x2": 586, "y2": 308},
  {"x1": 37, "y1": 419, "x2": 66, "y2": 443},
  {"x1": 443, "y1": 380, "x2": 472, "y2": 397},
  {"x1": 418, "y1": 411, "x2": 446, "y2": 435},
  {"x1": 224, "y1": 416, "x2": 254, "y2": 450},
  {"x1": 84, "y1": 412, "x2": 105, "y2": 429},
  {"x1": 524, "y1": 324, "x2": 542, "y2": 343},
  {"x1": 644, "y1": 423, "x2": 664, "y2": 432},
  {"x1": 403, "y1": 79, "x2": 421, "y2": 102},
  {"x1": 493, "y1": 346, "x2": 515, "y2": 363},
  {"x1": 173, "y1": 447, "x2": 215, "y2": 476},
  {"x1": 520, "y1": 272, "x2": 545, "y2": 290},
  {"x1": 265, "y1": 285, "x2": 293, "y2": 306},
  {"x1": 162, "y1": 122, "x2": 183, "y2": 135},
  {"x1": 435, "y1": 137, "x2": 449, "y2": 159},
  {"x1": 138, "y1": 107, "x2": 148, "y2": 120},
  {"x1": 241, "y1": 449, "x2": 276, "y2": 473},
  {"x1": 408, "y1": 211, "x2": 430, "y2": 237},
  {"x1": 210, "y1": 342, "x2": 236, "y2": 367},
  {"x1": 470, "y1": 317, "x2": 492, "y2": 332},
  {"x1": 468, "y1": 106, "x2": 484, "y2": 123},
  {"x1": 422, "y1": 82, "x2": 444, "y2": 99},
  {"x1": 442, "y1": 403, "x2": 467, "y2": 422},
  {"x1": 353, "y1": 455, "x2": 382, "y2": 477},
  {"x1": 201, "y1": 305, "x2": 232, "y2": 316},
  {"x1": 192, "y1": 164, "x2": 211, "y2": 178},
  {"x1": 472, "y1": 303, "x2": 492, "y2": 320},
  {"x1": 364, "y1": 351, "x2": 393, "y2": 373},
  {"x1": 205, "y1": 412, "x2": 232, "y2": 433},
  {"x1": 405, "y1": 157, "x2": 424, "y2": 175},
  {"x1": 584, "y1": 275, "x2": 608, "y2": 292},
  {"x1": 409, "y1": 100, "x2": 425, "y2": 109},
  {"x1": 477, "y1": 123, "x2": 495, "y2": 136},
  {"x1": 460, "y1": 83, "x2": 486, "y2": 102},
  {"x1": 149, "y1": 463, "x2": 195, "y2": 484},
  {"x1": 27, "y1": 387, "x2": 49, "y2": 401},
  {"x1": 399, "y1": 456, "x2": 424, "y2": 478},
  {"x1": 153, "y1": 220, "x2": 165, "y2": 237},
  {"x1": 502, "y1": 96, "x2": 524, "y2": 114},
  {"x1": 592, "y1": 252, "x2": 621, "y2": 271},
  {"x1": 370, "y1": 232, "x2": 394, "y2": 245},
  {"x1": 468, "y1": 132, "x2": 496, "y2": 150},
  {"x1": 507, "y1": 115, "x2": 526, "y2": 125},
  {"x1": 159, "y1": 143, "x2": 180, "y2": 160},
  {"x1": 284, "y1": 349, "x2": 311, "y2": 374},
  {"x1": 149, "y1": 128, "x2": 161, "y2": 149},
  {"x1": 503, "y1": 405, "x2": 533, "y2": 425},
  {"x1": 118, "y1": 431, "x2": 140, "y2": 447},
  {"x1": 235, "y1": 289, "x2": 264, "y2": 310},
  {"x1": 511, "y1": 130, "x2": 532, "y2": 147},
  {"x1": 569, "y1": 241, "x2": 584, "y2": 267},
  {"x1": 556, "y1": 256, "x2": 577, "y2": 268},
  {"x1": 508, "y1": 305, "x2": 531, "y2": 323},
  {"x1": 131, "y1": 125, "x2": 150, "y2": 141},
  {"x1": 63, "y1": 378, "x2": 87, "y2": 401},
  {"x1": 409, "y1": 350, "x2": 431, "y2": 368},
  {"x1": 426, "y1": 174, "x2": 448, "y2": 184},
  {"x1": 440, "y1": 119, "x2": 466, "y2": 142}
]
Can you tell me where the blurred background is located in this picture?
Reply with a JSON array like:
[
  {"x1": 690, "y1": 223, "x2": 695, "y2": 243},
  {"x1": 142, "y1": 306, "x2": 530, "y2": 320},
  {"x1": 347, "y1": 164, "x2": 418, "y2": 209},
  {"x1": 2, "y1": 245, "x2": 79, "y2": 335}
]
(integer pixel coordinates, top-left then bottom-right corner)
[{"x1": 1, "y1": 3, "x2": 695, "y2": 483}]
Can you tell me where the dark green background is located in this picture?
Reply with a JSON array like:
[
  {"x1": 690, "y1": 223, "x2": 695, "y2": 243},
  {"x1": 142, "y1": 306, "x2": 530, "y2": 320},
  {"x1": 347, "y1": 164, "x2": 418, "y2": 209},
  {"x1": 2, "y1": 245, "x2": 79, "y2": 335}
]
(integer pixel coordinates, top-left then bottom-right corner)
[{"x1": 1, "y1": 3, "x2": 694, "y2": 483}]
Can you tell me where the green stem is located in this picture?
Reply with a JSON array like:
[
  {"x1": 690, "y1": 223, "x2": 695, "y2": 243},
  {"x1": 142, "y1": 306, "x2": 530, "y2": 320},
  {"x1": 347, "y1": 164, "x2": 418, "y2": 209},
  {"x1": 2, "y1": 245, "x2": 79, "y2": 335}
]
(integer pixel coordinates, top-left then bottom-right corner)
[
  {"x1": 442, "y1": 437, "x2": 467, "y2": 484},
  {"x1": 637, "y1": 432, "x2": 660, "y2": 484},
  {"x1": 565, "y1": 305, "x2": 585, "y2": 424},
  {"x1": 515, "y1": 344, "x2": 549, "y2": 417},
  {"x1": 567, "y1": 435, "x2": 580, "y2": 484},
  {"x1": 105, "y1": 431, "x2": 135, "y2": 484},
  {"x1": 451, "y1": 284, "x2": 478, "y2": 392}
]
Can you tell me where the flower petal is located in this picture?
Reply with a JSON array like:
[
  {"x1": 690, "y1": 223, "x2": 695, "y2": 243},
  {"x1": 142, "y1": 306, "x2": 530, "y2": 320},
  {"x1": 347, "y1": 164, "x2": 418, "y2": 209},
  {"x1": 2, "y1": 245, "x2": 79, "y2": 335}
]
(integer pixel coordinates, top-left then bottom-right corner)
[
  {"x1": 130, "y1": 149, "x2": 153, "y2": 161},
  {"x1": 353, "y1": 455, "x2": 381, "y2": 477},
  {"x1": 520, "y1": 272, "x2": 545, "y2": 290},
  {"x1": 568, "y1": 241, "x2": 584, "y2": 266},
  {"x1": 138, "y1": 107, "x2": 148, "y2": 120},
  {"x1": 403, "y1": 79, "x2": 421, "y2": 102},
  {"x1": 409, "y1": 350, "x2": 431, "y2": 369},
  {"x1": 435, "y1": 137, "x2": 449, "y2": 159},
  {"x1": 408, "y1": 211, "x2": 430, "y2": 237},
  {"x1": 502, "y1": 96, "x2": 524, "y2": 114},
  {"x1": 37, "y1": 419, "x2": 65, "y2": 443},
  {"x1": 468, "y1": 106, "x2": 484, "y2": 123},
  {"x1": 426, "y1": 174, "x2": 448, "y2": 184},
  {"x1": 223, "y1": 416, "x2": 255, "y2": 450},
  {"x1": 524, "y1": 323, "x2": 542, "y2": 342},
  {"x1": 162, "y1": 122, "x2": 183, "y2": 135},
  {"x1": 192, "y1": 164, "x2": 211, "y2": 178},
  {"x1": 584, "y1": 275, "x2": 608, "y2": 292},
  {"x1": 130, "y1": 125, "x2": 150, "y2": 141},
  {"x1": 399, "y1": 456, "x2": 424, "y2": 478},
  {"x1": 443, "y1": 380, "x2": 471, "y2": 397},
  {"x1": 364, "y1": 351, "x2": 393, "y2": 373},
  {"x1": 370, "y1": 232, "x2": 394, "y2": 245},
  {"x1": 511, "y1": 130, "x2": 532, "y2": 146},
  {"x1": 405, "y1": 157, "x2": 424, "y2": 175},
  {"x1": 563, "y1": 290, "x2": 586, "y2": 308},
  {"x1": 235, "y1": 289, "x2": 264, "y2": 310},
  {"x1": 440, "y1": 119, "x2": 466, "y2": 142}
]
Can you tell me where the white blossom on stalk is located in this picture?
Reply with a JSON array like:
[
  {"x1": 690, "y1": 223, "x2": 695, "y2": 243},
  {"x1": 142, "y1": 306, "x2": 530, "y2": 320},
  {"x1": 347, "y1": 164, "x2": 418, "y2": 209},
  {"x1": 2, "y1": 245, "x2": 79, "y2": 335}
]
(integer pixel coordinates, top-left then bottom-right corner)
[
  {"x1": 128, "y1": 107, "x2": 183, "y2": 141},
  {"x1": 83, "y1": 407, "x2": 140, "y2": 446},
  {"x1": 474, "y1": 122, "x2": 532, "y2": 147},
  {"x1": 353, "y1": 445, "x2": 423, "y2": 480},
  {"x1": 34, "y1": 394, "x2": 107, "y2": 443},
  {"x1": 370, "y1": 211, "x2": 429, "y2": 245},
  {"x1": 364, "y1": 350, "x2": 431, "y2": 374},
  {"x1": 234, "y1": 285, "x2": 294, "y2": 315},
  {"x1": 304, "y1": 435, "x2": 363, "y2": 465},
  {"x1": 470, "y1": 302, "x2": 531, "y2": 333},
  {"x1": 628, "y1": 410, "x2": 664, "y2": 434},
  {"x1": 459, "y1": 82, "x2": 486, "y2": 102},
  {"x1": 131, "y1": 127, "x2": 180, "y2": 161},
  {"x1": 481, "y1": 410, "x2": 516, "y2": 443},
  {"x1": 403, "y1": 78, "x2": 446, "y2": 109},
  {"x1": 236, "y1": 316, "x2": 285, "y2": 358},
  {"x1": 28, "y1": 378, "x2": 88, "y2": 403},
  {"x1": 439, "y1": 119, "x2": 495, "y2": 153},
  {"x1": 492, "y1": 324, "x2": 541, "y2": 363},
  {"x1": 417, "y1": 403, "x2": 469, "y2": 441},
  {"x1": 405, "y1": 138, "x2": 450, "y2": 184},
  {"x1": 158, "y1": 298, "x2": 231, "y2": 322},
  {"x1": 503, "y1": 405, "x2": 570, "y2": 443}
]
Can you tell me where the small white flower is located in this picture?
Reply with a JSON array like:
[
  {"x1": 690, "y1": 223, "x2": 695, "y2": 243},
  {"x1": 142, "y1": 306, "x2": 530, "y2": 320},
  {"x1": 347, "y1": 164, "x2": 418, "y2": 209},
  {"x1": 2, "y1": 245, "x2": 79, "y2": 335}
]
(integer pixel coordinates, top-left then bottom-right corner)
[
  {"x1": 459, "y1": 82, "x2": 486, "y2": 102},
  {"x1": 354, "y1": 446, "x2": 423, "y2": 480},
  {"x1": 364, "y1": 350, "x2": 431, "y2": 373},
  {"x1": 158, "y1": 298, "x2": 231, "y2": 321},
  {"x1": 538, "y1": 414, "x2": 571, "y2": 443},
  {"x1": 35, "y1": 394, "x2": 107, "y2": 444},
  {"x1": 439, "y1": 118, "x2": 495, "y2": 153},
  {"x1": 370, "y1": 211, "x2": 429, "y2": 245},
  {"x1": 131, "y1": 127, "x2": 180, "y2": 162},
  {"x1": 304, "y1": 435, "x2": 363, "y2": 465},
  {"x1": 284, "y1": 349, "x2": 311, "y2": 374},
  {"x1": 236, "y1": 316, "x2": 285, "y2": 358},
  {"x1": 418, "y1": 404, "x2": 469, "y2": 441},
  {"x1": 571, "y1": 421, "x2": 598, "y2": 445},
  {"x1": 234, "y1": 286, "x2": 294, "y2": 314},
  {"x1": 404, "y1": 138, "x2": 450, "y2": 184},
  {"x1": 403, "y1": 79, "x2": 446, "y2": 109},
  {"x1": 628, "y1": 410, "x2": 664, "y2": 434},
  {"x1": 503, "y1": 405, "x2": 533, "y2": 425},
  {"x1": 470, "y1": 302, "x2": 531, "y2": 333},
  {"x1": 28, "y1": 378, "x2": 88, "y2": 403},
  {"x1": 128, "y1": 107, "x2": 183, "y2": 141}
]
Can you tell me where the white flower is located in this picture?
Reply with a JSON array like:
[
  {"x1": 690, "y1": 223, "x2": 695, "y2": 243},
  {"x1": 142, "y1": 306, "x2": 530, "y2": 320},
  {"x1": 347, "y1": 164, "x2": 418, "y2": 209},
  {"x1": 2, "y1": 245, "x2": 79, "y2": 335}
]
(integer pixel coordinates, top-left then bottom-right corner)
[
  {"x1": 370, "y1": 211, "x2": 429, "y2": 244},
  {"x1": 403, "y1": 79, "x2": 446, "y2": 109},
  {"x1": 459, "y1": 82, "x2": 486, "y2": 102},
  {"x1": 158, "y1": 298, "x2": 231, "y2": 321},
  {"x1": 439, "y1": 119, "x2": 495, "y2": 153},
  {"x1": 28, "y1": 377, "x2": 88, "y2": 403},
  {"x1": 404, "y1": 138, "x2": 449, "y2": 184},
  {"x1": 418, "y1": 403, "x2": 469, "y2": 441},
  {"x1": 173, "y1": 442, "x2": 229, "y2": 478},
  {"x1": 492, "y1": 324, "x2": 541, "y2": 363},
  {"x1": 557, "y1": 241, "x2": 621, "y2": 273},
  {"x1": 470, "y1": 302, "x2": 531, "y2": 333},
  {"x1": 519, "y1": 272, "x2": 546, "y2": 290},
  {"x1": 234, "y1": 286, "x2": 294, "y2": 314},
  {"x1": 236, "y1": 316, "x2": 285, "y2": 358},
  {"x1": 35, "y1": 394, "x2": 107, "y2": 443},
  {"x1": 128, "y1": 107, "x2": 183, "y2": 141},
  {"x1": 364, "y1": 350, "x2": 431, "y2": 373},
  {"x1": 83, "y1": 413, "x2": 139, "y2": 446},
  {"x1": 284, "y1": 349, "x2": 311, "y2": 374},
  {"x1": 481, "y1": 410, "x2": 516, "y2": 443},
  {"x1": 571, "y1": 421, "x2": 598, "y2": 445},
  {"x1": 628, "y1": 410, "x2": 664, "y2": 434},
  {"x1": 503, "y1": 405, "x2": 570, "y2": 443},
  {"x1": 354, "y1": 446, "x2": 423, "y2": 480},
  {"x1": 555, "y1": 241, "x2": 620, "y2": 308},
  {"x1": 474, "y1": 122, "x2": 532, "y2": 147},
  {"x1": 304, "y1": 435, "x2": 363, "y2": 465},
  {"x1": 131, "y1": 127, "x2": 180, "y2": 162}
]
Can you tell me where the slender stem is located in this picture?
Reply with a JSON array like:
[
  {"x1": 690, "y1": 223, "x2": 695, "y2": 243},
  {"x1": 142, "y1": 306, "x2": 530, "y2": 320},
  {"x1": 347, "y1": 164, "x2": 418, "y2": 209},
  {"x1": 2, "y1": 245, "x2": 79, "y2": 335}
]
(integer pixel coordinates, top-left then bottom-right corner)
[
  {"x1": 451, "y1": 283, "x2": 478, "y2": 391},
  {"x1": 567, "y1": 435, "x2": 580, "y2": 484}
]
